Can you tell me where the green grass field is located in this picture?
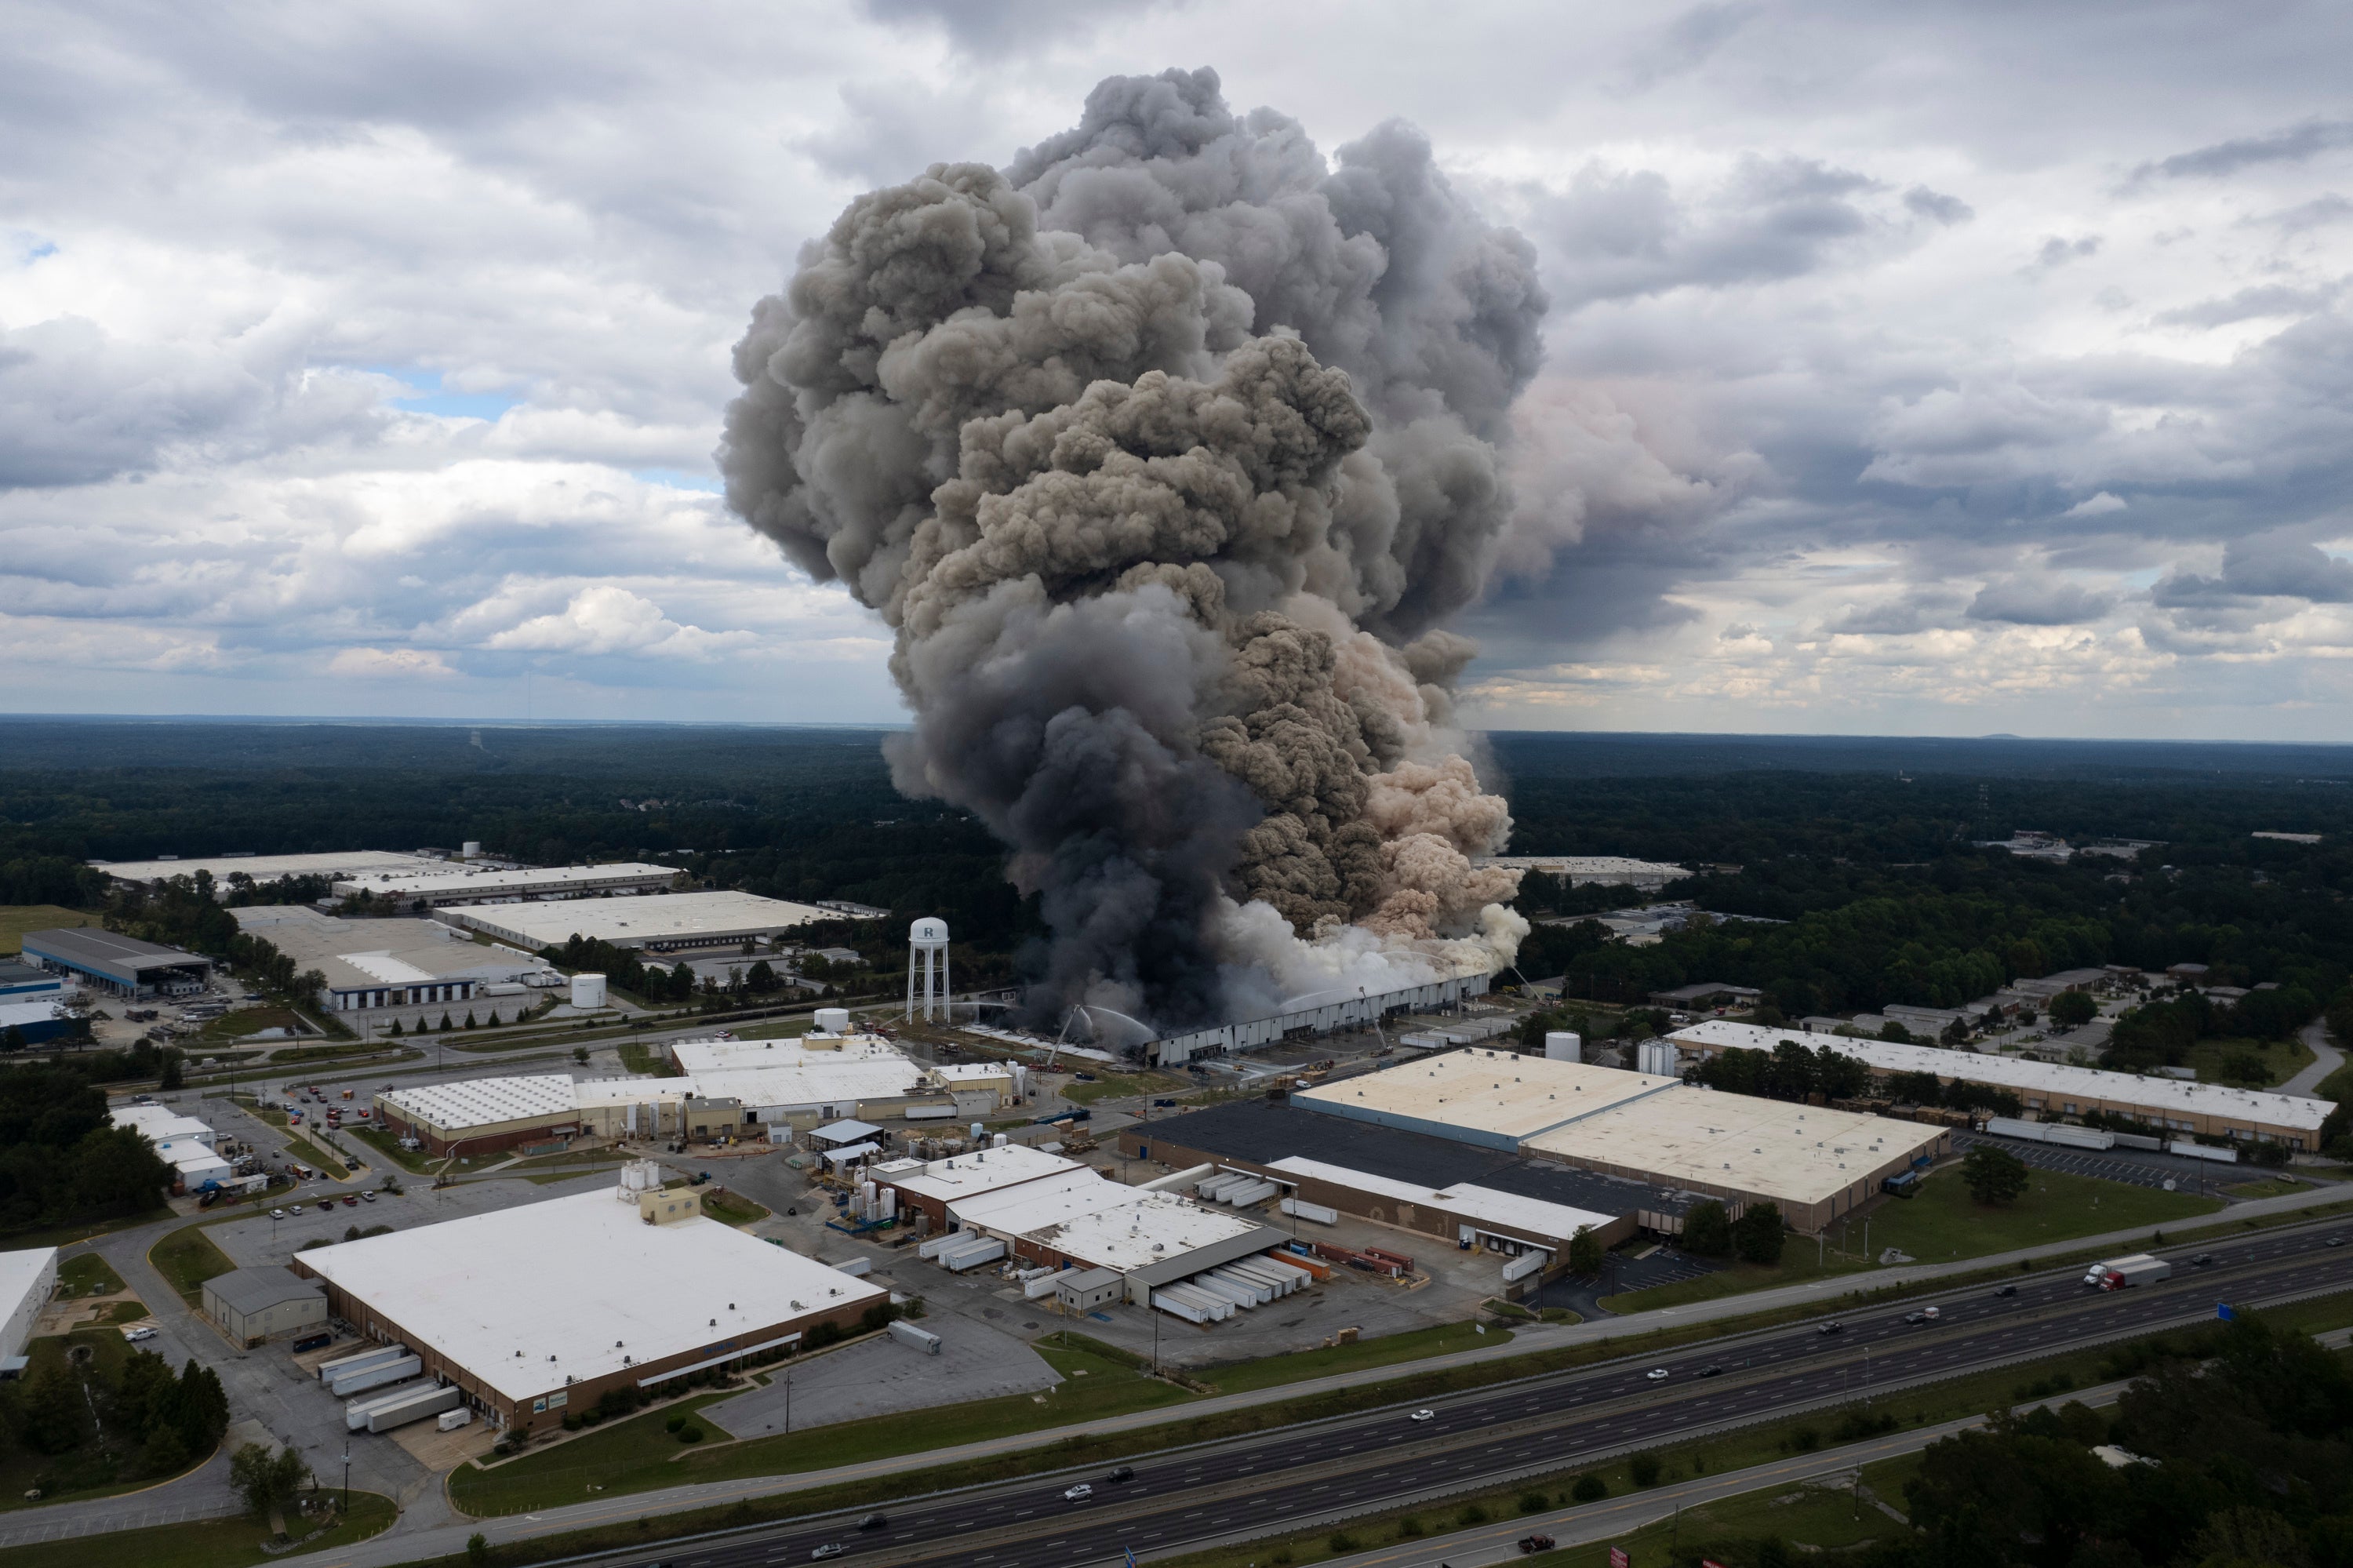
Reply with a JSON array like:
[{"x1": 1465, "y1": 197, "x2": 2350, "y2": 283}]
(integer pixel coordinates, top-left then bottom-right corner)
[
  {"x1": 1060, "y1": 1070, "x2": 1184, "y2": 1106},
  {"x1": 1198, "y1": 1322, "x2": 1512, "y2": 1394},
  {"x1": 149, "y1": 1223, "x2": 237, "y2": 1307},
  {"x1": 0, "y1": 1491, "x2": 395, "y2": 1568},
  {"x1": 56, "y1": 1253, "x2": 126, "y2": 1297},
  {"x1": 2184, "y1": 1033, "x2": 2315, "y2": 1088},
  {"x1": 346, "y1": 1124, "x2": 439, "y2": 1173},
  {"x1": 0, "y1": 904, "x2": 93, "y2": 955},
  {"x1": 1605, "y1": 1165, "x2": 2220, "y2": 1312},
  {"x1": 196, "y1": 1006, "x2": 308, "y2": 1044}
]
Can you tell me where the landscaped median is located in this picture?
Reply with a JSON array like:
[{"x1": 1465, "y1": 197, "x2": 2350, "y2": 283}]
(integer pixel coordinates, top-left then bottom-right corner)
[{"x1": 149, "y1": 1221, "x2": 237, "y2": 1308}]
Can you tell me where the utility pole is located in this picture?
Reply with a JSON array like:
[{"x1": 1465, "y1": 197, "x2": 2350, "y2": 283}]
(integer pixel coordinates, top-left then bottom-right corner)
[{"x1": 341, "y1": 1443, "x2": 349, "y2": 1513}]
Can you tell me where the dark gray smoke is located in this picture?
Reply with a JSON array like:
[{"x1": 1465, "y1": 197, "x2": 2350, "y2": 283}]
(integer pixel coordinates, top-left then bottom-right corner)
[{"x1": 720, "y1": 67, "x2": 1543, "y2": 1026}]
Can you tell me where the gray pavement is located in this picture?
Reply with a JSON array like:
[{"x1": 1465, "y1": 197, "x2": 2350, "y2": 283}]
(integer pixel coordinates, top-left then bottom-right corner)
[
  {"x1": 2283, "y1": 1018, "x2": 2346, "y2": 1099},
  {"x1": 1316, "y1": 1327, "x2": 2353, "y2": 1568},
  {"x1": 704, "y1": 1316, "x2": 1062, "y2": 1438}
]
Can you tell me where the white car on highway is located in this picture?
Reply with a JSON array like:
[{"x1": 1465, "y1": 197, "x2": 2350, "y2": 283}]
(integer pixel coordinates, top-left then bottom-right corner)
[
  {"x1": 1064, "y1": 1483, "x2": 1093, "y2": 1502},
  {"x1": 1409, "y1": 1408, "x2": 1436, "y2": 1421},
  {"x1": 1646, "y1": 1367, "x2": 1671, "y2": 1381}
]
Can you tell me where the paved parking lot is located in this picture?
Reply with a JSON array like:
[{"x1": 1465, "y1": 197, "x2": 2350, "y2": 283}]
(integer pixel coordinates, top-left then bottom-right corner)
[
  {"x1": 209, "y1": 1170, "x2": 618, "y2": 1271},
  {"x1": 1951, "y1": 1130, "x2": 2314, "y2": 1197},
  {"x1": 704, "y1": 1314, "x2": 1060, "y2": 1436}
]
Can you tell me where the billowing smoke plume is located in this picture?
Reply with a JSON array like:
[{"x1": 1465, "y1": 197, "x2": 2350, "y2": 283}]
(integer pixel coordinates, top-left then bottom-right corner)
[{"x1": 721, "y1": 67, "x2": 1544, "y2": 1028}]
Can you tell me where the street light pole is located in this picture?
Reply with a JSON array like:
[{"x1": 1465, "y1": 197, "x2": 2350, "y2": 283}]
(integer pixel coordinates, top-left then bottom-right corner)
[{"x1": 341, "y1": 1443, "x2": 349, "y2": 1513}]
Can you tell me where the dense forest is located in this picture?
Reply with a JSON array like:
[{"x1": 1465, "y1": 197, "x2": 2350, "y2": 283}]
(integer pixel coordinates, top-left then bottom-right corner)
[{"x1": 3, "y1": 719, "x2": 2348, "y2": 1028}]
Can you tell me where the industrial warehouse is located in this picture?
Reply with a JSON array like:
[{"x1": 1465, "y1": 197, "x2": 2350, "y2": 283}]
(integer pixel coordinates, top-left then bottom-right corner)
[
  {"x1": 333, "y1": 860, "x2": 681, "y2": 908},
  {"x1": 91, "y1": 849, "x2": 451, "y2": 890},
  {"x1": 292, "y1": 1163, "x2": 886, "y2": 1434},
  {"x1": 435, "y1": 889, "x2": 832, "y2": 952},
  {"x1": 375, "y1": 1018, "x2": 1024, "y2": 1154},
  {"x1": 1257, "y1": 1049, "x2": 1946, "y2": 1235},
  {"x1": 1666, "y1": 1020, "x2": 2333, "y2": 1148},
  {"x1": 230, "y1": 905, "x2": 550, "y2": 1013},
  {"x1": 869, "y1": 1147, "x2": 1294, "y2": 1314},
  {"x1": 20, "y1": 926, "x2": 212, "y2": 998},
  {"x1": 1122, "y1": 1097, "x2": 1701, "y2": 1261}
]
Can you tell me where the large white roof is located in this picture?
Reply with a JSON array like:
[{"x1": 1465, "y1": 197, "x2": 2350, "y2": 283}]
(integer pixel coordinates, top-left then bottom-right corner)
[
  {"x1": 954, "y1": 1179, "x2": 1264, "y2": 1271},
  {"x1": 0, "y1": 1246, "x2": 58, "y2": 1333},
  {"x1": 1266, "y1": 1155, "x2": 1619, "y2": 1246},
  {"x1": 1671, "y1": 1018, "x2": 2332, "y2": 1132},
  {"x1": 1296, "y1": 1048, "x2": 1679, "y2": 1143},
  {"x1": 93, "y1": 851, "x2": 446, "y2": 887},
  {"x1": 379, "y1": 1075, "x2": 578, "y2": 1131},
  {"x1": 333, "y1": 862, "x2": 676, "y2": 897},
  {"x1": 1527, "y1": 1082, "x2": 1944, "y2": 1206},
  {"x1": 572, "y1": 1077, "x2": 695, "y2": 1109},
  {"x1": 670, "y1": 1035, "x2": 927, "y2": 1111},
  {"x1": 883, "y1": 1144, "x2": 1083, "y2": 1206},
  {"x1": 111, "y1": 1105, "x2": 214, "y2": 1144},
  {"x1": 438, "y1": 890, "x2": 831, "y2": 948},
  {"x1": 296, "y1": 1188, "x2": 885, "y2": 1402}
]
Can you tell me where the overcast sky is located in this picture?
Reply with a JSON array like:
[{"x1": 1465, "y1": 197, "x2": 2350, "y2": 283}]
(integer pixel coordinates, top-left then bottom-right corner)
[{"x1": 5, "y1": 0, "x2": 2350, "y2": 738}]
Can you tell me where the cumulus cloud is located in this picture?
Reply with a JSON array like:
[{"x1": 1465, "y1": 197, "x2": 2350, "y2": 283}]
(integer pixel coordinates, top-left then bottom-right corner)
[
  {"x1": 484, "y1": 585, "x2": 754, "y2": 659},
  {"x1": 2063, "y1": 491, "x2": 2128, "y2": 517},
  {"x1": 1966, "y1": 577, "x2": 2118, "y2": 626}
]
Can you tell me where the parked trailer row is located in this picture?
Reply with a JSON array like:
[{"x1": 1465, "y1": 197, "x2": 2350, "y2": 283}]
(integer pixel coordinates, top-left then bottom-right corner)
[
  {"x1": 329, "y1": 1355, "x2": 422, "y2": 1399},
  {"x1": 1279, "y1": 1196, "x2": 1339, "y2": 1226},
  {"x1": 364, "y1": 1383, "x2": 462, "y2": 1435},
  {"x1": 318, "y1": 1343, "x2": 408, "y2": 1384},
  {"x1": 938, "y1": 1236, "x2": 1006, "y2": 1272},
  {"x1": 1984, "y1": 1116, "x2": 2116, "y2": 1151},
  {"x1": 917, "y1": 1231, "x2": 964, "y2": 1260},
  {"x1": 1151, "y1": 1282, "x2": 1235, "y2": 1323},
  {"x1": 1219, "y1": 1179, "x2": 1279, "y2": 1207}
]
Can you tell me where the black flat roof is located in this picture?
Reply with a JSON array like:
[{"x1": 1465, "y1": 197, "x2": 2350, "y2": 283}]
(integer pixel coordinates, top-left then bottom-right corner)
[
  {"x1": 1136, "y1": 1097, "x2": 1701, "y2": 1220},
  {"x1": 21, "y1": 927, "x2": 211, "y2": 986}
]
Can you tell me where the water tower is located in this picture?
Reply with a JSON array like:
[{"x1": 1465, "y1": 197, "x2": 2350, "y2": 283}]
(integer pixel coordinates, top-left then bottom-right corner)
[{"x1": 906, "y1": 918, "x2": 950, "y2": 1022}]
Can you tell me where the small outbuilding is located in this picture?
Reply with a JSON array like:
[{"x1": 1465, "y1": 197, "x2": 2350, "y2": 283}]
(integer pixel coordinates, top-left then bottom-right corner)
[{"x1": 204, "y1": 1268, "x2": 327, "y2": 1348}]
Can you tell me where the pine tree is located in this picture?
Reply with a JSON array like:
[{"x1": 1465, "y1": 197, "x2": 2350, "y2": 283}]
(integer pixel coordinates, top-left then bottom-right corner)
[
  {"x1": 176, "y1": 1359, "x2": 228, "y2": 1450},
  {"x1": 20, "y1": 1360, "x2": 84, "y2": 1454},
  {"x1": 438, "y1": 1012, "x2": 454, "y2": 1031},
  {"x1": 387, "y1": 1019, "x2": 402, "y2": 1036},
  {"x1": 462, "y1": 1010, "x2": 478, "y2": 1028}
]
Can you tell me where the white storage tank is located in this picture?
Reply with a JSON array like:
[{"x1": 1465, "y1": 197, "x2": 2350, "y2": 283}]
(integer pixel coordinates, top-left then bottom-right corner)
[
  {"x1": 1544, "y1": 1031, "x2": 1582, "y2": 1062},
  {"x1": 570, "y1": 973, "x2": 608, "y2": 1009},
  {"x1": 814, "y1": 1006, "x2": 851, "y2": 1034},
  {"x1": 461, "y1": 841, "x2": 482, "y2": 860},
  {"x1": 1637, "y1": 1039, "x2": 1681, "y2": 1078}
]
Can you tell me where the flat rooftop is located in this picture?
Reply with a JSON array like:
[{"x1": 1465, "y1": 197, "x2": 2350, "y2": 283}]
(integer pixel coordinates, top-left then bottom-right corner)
[
  {"x1": 231, "y1": 909, "x2": 524, "y2": 991},
  {"x1": 1671, "y1": 1019, "x2": 2333, "y2": 1133},
  {"x1": 1526, "y1": 1084, "x2": 1944, "y2": 1206},
  {"x1": 206, "y1": 1267, "x2": 323, "y2": 1315},
  {"x1": 23, "y1": 927, "x2": 209, "y2": 977},
  {"x1": 954, "y1": 1179, "x2": 1268, "y2": 1272},
  {"x1": 670, "y1": 1035, "x2": 928, "y2": 1111},
  {"x1": 884, "y1": 1144, "x2": 1086, "y2": 1206},
  {"x1": 92, "y1": 851, "x2": 447, "y2": 887},
  {"x1": 438, "y1": 890, "x2": 831, "y2": 948},
  {"x1": 1294, "y1": 1048, "x2": 1680, "y2": 1148},
  {"x1": 296, "y1": 1188, "x2": 886, "y2": 1403},
  {"x1": 1265, "y1": 1155, "x2": 1619, "y2": 1246},
  {"x1": 1137, "y1": 1098, "x2": 1704, "y2": 1220},
  {"x1": 332, "y1": 862, "x2": 676, "y2": 897},
  {"x1": 0, "y1": 1246, "x2": 57, "y2": 1319},
  {"x1": 111, "y1": 1106, "x2": 213, "y2": 1143},
  {"x1": 379, "y1": 1075, "x2": 579, "y2": 1131}
]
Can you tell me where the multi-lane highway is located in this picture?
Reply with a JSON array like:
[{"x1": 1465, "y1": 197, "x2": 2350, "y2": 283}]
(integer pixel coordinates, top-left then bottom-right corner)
[{"x1": 598, "y1": 1221, "x2": 2353, "y2": 1568}]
